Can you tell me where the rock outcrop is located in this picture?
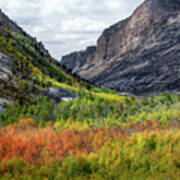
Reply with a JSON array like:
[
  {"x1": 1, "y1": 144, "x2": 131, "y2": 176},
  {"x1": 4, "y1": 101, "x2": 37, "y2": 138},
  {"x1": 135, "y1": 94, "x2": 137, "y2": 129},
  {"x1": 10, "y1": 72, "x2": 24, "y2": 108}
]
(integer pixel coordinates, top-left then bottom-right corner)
[
  {"x1": 61, "y1": 0, "x2": 180, "y2": 95},
  {"x1": 0, "y1": 53, "x2": 12, "y2": 80},
  {"x1": 0, "y1": 98, "x2": 9, "y2": 113},
  {"x1": 45, "y1": 87, "x2": 78, "y2": 103},
  {"x1": 61, "y1": 46, "x2": 96, "y2": 75}
]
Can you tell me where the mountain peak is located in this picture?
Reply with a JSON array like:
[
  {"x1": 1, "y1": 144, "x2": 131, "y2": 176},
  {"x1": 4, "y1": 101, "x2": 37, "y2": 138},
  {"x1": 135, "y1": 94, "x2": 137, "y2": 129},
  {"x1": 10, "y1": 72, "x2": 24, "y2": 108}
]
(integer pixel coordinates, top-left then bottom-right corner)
[
  {"x1": 148, "y1": 0, "x2": 180, "y2": 8},
  {"x1": 146, "y1": 0, "x2": 180, "y2": 16},
  {"x1": 132, "y1": 0, "x2": 180, "y2": 22}
]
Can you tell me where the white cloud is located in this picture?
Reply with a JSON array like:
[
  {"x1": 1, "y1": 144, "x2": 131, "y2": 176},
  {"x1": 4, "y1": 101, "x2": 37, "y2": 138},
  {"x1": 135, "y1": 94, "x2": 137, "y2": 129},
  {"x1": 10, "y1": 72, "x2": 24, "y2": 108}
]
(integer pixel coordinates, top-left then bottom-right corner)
[{"x1": 0, "y1": 0, "x2": 145, "y2": 59}]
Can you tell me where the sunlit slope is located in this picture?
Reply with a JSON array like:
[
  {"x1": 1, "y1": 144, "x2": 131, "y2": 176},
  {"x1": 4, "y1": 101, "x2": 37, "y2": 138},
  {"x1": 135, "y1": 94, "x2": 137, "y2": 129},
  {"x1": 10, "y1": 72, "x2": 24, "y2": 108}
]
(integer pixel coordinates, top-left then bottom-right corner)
[{"x1": 0, "y1": 27, "x2": 122, "y2": 103}]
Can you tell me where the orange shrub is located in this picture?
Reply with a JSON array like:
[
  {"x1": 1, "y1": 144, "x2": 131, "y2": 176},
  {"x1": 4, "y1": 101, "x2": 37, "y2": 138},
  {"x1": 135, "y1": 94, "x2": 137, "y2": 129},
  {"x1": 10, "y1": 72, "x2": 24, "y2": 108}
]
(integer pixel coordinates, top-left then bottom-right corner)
[{"x1": 0, "y1": 119, "x2": 179, "y2": 166}]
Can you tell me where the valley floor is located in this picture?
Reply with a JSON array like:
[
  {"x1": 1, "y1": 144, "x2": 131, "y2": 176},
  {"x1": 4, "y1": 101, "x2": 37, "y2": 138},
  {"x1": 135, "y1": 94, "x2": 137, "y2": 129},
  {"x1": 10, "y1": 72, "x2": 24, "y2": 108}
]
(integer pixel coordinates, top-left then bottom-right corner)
[{"x1": 0, "y1": 93, "x2": 180, "y2": 179}]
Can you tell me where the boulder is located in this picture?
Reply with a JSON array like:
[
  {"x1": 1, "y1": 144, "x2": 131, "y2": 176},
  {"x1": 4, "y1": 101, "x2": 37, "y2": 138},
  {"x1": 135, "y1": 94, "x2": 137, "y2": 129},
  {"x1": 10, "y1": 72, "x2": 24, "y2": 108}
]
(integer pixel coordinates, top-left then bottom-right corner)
[
  {"x1": 0, "y1": 98, "x2": 9, "y2": 113},
  {"x1": 45, "y1": 87, "x2": 78, "y2": 102}
]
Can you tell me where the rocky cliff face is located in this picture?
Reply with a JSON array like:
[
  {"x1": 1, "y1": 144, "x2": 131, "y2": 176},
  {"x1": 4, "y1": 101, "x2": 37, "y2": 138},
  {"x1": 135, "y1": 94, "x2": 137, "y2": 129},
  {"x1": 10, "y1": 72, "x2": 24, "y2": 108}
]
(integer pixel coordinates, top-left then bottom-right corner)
[
  {"x1": 61, "y1": 0, "x2": 180, "y2": 95},
  {"x1": 61, "y1": 46, "x2": 96, "y2": 75}
]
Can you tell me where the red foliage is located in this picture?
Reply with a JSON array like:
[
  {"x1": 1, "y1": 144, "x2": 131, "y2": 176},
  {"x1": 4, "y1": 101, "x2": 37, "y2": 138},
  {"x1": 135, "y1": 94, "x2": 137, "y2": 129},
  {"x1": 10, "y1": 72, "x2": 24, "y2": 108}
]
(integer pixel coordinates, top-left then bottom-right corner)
[{"x1": 0, "y1": 118, "x2": 179, "y2": 166}]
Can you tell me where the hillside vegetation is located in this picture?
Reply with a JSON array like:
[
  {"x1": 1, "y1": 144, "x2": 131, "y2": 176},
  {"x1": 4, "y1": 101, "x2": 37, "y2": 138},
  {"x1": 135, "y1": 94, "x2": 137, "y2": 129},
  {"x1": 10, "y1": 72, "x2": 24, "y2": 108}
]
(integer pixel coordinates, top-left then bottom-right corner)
[
  {"x1": 0, "y1": 92, "x2": 180, "y2": 179},
  {"x1": 0, "y1": 11, "x2": 180, "y2": 180}
]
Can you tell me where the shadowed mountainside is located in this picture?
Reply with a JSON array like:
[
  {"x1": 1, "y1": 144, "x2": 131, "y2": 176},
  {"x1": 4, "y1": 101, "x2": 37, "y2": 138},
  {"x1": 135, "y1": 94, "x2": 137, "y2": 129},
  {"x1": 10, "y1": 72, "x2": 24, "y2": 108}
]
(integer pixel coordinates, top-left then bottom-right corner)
[{"x1": 61, "y1": 0, "x2": 180, "y2": 96}]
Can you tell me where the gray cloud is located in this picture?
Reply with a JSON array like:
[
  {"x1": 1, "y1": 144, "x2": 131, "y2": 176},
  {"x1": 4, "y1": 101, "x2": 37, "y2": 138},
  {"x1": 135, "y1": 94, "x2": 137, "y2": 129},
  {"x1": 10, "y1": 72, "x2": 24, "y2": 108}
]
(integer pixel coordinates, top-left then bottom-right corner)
[
  {"x1": 17, "y1": 16, "x2": 43, "y2": 26},
  {"x1": 0, "y1": 0, "x2": 145, "y2": 60}
]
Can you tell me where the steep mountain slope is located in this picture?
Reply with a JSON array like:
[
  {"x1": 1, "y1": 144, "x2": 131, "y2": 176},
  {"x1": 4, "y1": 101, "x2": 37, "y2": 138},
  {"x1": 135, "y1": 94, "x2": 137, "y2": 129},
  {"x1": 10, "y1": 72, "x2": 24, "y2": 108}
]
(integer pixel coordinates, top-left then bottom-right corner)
[
  {"x1": 0, "y1": 9, "x2": 93, "y2": 105},
  {"x1": 61, "y1": 0, "x2": 180, "y2": 95},
  {"x1": 0, "y1": 9, "x2": 27, "y2": 35},
  {"x1": 0, "y1": 9, "x2": 125, "y2": 114}
]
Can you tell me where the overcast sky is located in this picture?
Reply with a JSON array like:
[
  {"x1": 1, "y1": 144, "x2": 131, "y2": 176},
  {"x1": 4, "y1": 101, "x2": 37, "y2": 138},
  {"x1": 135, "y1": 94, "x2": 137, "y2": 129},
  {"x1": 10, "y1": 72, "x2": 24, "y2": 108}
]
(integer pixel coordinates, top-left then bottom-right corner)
[{"x1": 0, "y1": 0, "x2": 144, "y2": 60}]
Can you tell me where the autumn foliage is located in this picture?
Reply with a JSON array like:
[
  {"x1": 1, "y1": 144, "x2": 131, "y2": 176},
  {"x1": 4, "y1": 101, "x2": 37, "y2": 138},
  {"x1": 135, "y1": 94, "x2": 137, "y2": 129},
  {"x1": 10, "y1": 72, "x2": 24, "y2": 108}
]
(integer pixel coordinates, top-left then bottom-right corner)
[{"x1": 1, "y1": 118, "x2": 180, "y2": 179}]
